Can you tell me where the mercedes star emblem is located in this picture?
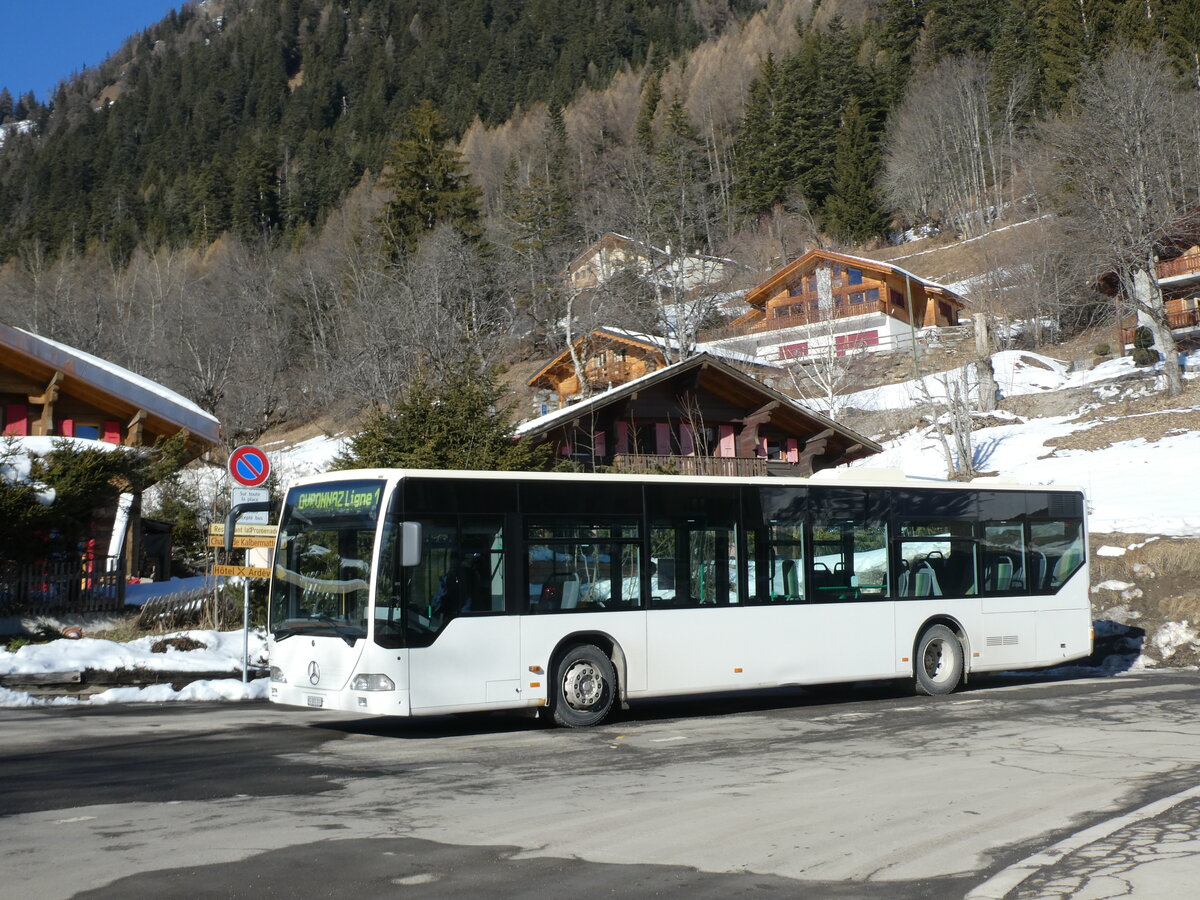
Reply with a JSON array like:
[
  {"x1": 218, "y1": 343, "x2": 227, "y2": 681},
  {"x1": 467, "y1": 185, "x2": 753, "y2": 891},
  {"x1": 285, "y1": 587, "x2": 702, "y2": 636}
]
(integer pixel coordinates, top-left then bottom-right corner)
[{"x1": 307, "y1": 660, "x2": 321, "y2": 685}]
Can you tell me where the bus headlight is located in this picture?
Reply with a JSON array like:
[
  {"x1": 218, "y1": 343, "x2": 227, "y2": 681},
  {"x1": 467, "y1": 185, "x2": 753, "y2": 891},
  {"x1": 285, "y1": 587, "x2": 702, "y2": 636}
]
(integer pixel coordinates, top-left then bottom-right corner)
[
  {"x1": 351, "y1": 673, "x2": 396, "y2": 692},
  {"x1": 270, "y1": 666, "x2": 287, "y2": 683}
]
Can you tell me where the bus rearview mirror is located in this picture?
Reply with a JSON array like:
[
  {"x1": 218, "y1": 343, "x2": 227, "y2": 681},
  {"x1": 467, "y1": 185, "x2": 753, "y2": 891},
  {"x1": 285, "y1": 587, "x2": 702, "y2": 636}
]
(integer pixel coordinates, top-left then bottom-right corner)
[{"x1": 400, "y1": 521, "x2": 422, "y2": 567}]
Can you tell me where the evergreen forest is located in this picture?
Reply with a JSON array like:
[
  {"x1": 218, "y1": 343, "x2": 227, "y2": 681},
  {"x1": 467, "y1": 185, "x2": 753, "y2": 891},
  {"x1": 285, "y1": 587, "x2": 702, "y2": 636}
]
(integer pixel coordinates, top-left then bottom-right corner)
[{"x1": 0, "y1": 0, "x2": 1197, "y2": 443}]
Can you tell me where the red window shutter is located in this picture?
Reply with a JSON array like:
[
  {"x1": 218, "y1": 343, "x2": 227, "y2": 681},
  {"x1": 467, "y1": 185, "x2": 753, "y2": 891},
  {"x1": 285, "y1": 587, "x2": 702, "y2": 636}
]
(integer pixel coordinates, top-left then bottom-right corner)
[
  {"x1": 58, "y1": 418, "x2": 75, "y2": 437},
  {"x1": 102, "y1": 421, "x2": 122, "y2": 443},
  {"x1": 655, "y1": 423, "x2": 671, "y2": 455},
  {"x1": 757, "y1": 436, "x2": 769, "y2": 458},
  {"x1": 616, "y1": 422, "x2": 629, "y2": 454},
  {"x1": 559, "y1": 439, "x2": 572, "y2": 456},
  {"x1": 4, "y1": 404, "x2": 28, "y2": 436},
  {"x1": 786, "y1": 439, "x2": 799, "y2": 463},
  {"x1": 593, "y1": 430, "x2": 607, "y2": 458},
  {"x1": 718, "y1": 425, "x2": 736, "y2": 458},
  {"x1": 679, "y1": 424, "x2": 694, "y2": 456}
]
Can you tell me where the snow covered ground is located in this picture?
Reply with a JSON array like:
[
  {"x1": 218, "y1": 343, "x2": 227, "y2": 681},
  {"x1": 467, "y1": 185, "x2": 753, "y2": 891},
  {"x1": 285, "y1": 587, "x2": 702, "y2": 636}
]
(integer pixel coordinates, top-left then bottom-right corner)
[
  {"x1": 0, "y1": 627, "x2": 267, "y2": 708},
  {"x1": 4, "y1": 348, "x2": 1198, "y2": 708}
]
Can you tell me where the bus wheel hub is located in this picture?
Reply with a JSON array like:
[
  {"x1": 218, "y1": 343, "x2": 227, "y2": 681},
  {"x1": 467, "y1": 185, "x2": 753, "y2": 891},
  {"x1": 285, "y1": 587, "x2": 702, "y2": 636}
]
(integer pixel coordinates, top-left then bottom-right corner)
[{"x1": 563, "y1": 662, "x2": 602, "y2": 708}]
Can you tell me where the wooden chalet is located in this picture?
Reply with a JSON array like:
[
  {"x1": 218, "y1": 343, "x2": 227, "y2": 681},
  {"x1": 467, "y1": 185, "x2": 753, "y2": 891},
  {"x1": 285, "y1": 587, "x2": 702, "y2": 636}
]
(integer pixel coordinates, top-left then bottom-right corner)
[
  {"x1": 529, "y1": 326, "x2": 781, "y2": 410},
  {"x1": 517, "y1": 352, "x2": 881, "y2": 478},
  {"x1": 702, "y1": 249, "x2": 968, "y2": 363},
  {"x1": 1107, "y1": 244, "x2": 1200, "y2": 347},
  {"x1": 1, "y1": 322, "x2": 220, "y2": 458},
  {"x1": 1, "y1": 321, "x2": 221, "y2": 594},
  {"x1": 566, "y1": 232, "x2": 735, "y2": 294}
]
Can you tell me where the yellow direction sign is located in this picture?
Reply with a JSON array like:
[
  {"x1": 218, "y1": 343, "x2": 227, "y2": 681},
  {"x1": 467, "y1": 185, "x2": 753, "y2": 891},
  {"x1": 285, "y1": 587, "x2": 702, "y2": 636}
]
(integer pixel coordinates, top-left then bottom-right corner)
[
  {"x1": 213, "y1": 565, "x2": 273, "y2": 579},
  {"x1": 207, "y1": 535, "x2": 277, "y2": 549},
  {"x1": 209, "y1": 523, "x2": 276, "y2": 537}
]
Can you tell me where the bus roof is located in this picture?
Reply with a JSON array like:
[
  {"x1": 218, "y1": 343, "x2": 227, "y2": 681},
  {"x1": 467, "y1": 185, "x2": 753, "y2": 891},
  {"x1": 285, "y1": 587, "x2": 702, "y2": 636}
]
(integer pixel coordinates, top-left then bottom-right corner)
[{"x1": 282, "y1": 467, "x2": 1085, "y2": 496}]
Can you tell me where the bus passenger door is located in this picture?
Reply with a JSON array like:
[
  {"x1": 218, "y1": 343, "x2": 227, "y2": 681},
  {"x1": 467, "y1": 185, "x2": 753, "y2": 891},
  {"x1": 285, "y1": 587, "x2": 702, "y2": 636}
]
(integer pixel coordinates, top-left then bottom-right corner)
[{"x1": 405, "y1": 517, "x2": 523, "y2": 712}]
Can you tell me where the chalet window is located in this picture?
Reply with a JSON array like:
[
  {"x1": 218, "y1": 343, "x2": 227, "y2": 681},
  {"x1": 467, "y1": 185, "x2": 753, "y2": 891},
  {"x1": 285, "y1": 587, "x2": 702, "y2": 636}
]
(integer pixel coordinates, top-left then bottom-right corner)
[
  {"x1": 865, "y1": 287, "x2": 880, "y2": 303},
  {"x1": 847, "y1": 268, "x2": 863, "y2": 285},
  {"x1": 788, "y1": 282, "x2": 804, "y2": 297},
  {"x1": 831, "y1": 265, "x2": 843, "y2": 286},
  {"x1": 806, "y1": 276, "x2": 817, "y2": 294},
  {"x1": 849, "y1": 291, "x2": 865, "y2": 305},
  {"x1": 74, "y1": 424, "x2": 101, "y2": 440},
  {"x1": 890, "y1": 288, "x2": 905, "y2": 308},
  {"x1": 809, "y1": 298, "x2": 820, "y2": 313}
]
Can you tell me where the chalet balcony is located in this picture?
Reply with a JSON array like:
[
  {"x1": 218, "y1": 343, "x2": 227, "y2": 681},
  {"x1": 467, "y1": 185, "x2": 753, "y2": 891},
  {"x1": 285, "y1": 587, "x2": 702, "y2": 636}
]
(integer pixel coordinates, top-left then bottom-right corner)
[
  {"x1": 700, "y1": 301, "x2": 892, "y2": 341},
  {"x1": 1121, "y1": 308, "x2": 1200, "y2": 345},
  {"x1": 584, "y1": 361, "x2": 638, "y2": 385},
  {"x1": 609, "y1": 453, "x2": 767, "y2": 477},
  {"x1": 1158, "y1": 256, "x2": 1200, "y2": 282}
]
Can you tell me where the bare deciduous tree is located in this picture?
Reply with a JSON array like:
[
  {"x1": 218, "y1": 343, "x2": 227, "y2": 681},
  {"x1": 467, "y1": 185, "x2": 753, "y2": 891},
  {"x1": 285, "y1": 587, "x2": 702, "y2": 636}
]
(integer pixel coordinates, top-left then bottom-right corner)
[
  {"x1": 1040, "y1": 44, "x2": 1200, "y2": 396},
  {"x1": 883, "y1": 54, "x2": 1028, "y2": 238}
]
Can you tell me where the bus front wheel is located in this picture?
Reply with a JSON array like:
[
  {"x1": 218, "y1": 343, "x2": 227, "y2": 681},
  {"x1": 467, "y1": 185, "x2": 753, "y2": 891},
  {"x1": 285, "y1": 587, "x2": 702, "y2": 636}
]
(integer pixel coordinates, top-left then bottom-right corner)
[
  {"x1": 914, "y1": 625, "x2": 964, "y2": 696},
  {"x1": 551, "y1": 644, "x2": 616, "y2": 727}
]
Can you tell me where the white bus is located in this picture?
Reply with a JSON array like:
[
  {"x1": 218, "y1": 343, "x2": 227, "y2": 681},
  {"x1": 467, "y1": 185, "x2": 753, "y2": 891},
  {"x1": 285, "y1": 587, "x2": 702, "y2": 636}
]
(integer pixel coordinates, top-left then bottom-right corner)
[{"x1": 266, "y1": 468, "x2": 1092, "y2": 727}]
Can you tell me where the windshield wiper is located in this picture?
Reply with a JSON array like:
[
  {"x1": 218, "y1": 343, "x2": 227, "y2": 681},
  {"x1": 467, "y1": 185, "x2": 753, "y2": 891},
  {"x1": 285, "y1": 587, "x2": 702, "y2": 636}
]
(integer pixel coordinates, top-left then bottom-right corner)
[{"x1": 310, "y1": 613, "x2": 362, "y2": 647}]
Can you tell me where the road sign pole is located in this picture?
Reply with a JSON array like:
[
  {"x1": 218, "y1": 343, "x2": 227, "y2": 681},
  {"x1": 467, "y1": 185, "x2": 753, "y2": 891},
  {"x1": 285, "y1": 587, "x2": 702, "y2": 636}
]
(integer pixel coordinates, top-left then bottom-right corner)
[
  {"x1": 223, "y1": 500, "x2": 273, "y2": 686},
  {"x1": 243, "y1": 566, "x2": 250, "y2": 684}
]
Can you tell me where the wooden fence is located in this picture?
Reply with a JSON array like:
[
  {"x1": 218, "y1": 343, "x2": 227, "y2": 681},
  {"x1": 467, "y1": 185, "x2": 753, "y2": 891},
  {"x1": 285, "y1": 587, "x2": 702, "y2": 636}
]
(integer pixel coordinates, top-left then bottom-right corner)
[{"x1": 0, "y1": 556, "x2": 126, "y2": 616}]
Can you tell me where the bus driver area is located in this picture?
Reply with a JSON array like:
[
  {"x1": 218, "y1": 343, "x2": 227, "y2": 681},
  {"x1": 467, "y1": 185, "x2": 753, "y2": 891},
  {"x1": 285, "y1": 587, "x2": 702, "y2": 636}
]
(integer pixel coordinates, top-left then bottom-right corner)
[{"x1": 266, "y1": 469, "x2": 1092, "y2": 727}]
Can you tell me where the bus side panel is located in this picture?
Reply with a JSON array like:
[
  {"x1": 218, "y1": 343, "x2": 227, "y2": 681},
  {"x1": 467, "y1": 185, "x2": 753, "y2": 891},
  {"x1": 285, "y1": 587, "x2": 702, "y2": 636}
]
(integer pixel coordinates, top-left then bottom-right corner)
[
  {"x1": 520, "y1": 609, "x2": 648, "y2": 700},
  {"x1": 645, "y1": 608, "x2": 742, "y2": 694},
  {"x1": 408, "y1": 617, "x2": 522, "y2": 712},
  {"x1": 735, "y1": 603, "x2": 898, "y2": 687}
]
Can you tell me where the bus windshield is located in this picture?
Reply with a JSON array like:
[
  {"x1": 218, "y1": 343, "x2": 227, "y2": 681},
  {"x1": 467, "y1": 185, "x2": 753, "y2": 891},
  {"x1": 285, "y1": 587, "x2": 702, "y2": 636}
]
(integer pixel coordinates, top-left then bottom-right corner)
[{"x1": 269, "y1": 480, "x2": 385, "y2": 642}]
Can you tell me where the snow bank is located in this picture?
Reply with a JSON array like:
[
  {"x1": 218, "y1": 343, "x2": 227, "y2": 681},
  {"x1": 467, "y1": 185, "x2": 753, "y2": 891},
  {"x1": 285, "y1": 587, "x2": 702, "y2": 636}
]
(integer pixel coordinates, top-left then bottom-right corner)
[{"x1": 0, "y1": 628, "x2": 266, "y2": 676}]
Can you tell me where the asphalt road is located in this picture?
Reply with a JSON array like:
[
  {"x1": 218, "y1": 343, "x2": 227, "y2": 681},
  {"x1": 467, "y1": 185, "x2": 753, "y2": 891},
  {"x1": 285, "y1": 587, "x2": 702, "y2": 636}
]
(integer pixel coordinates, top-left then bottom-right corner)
[{"x1": 2, "y1": 671, "x2": 1199, "y2": 899}]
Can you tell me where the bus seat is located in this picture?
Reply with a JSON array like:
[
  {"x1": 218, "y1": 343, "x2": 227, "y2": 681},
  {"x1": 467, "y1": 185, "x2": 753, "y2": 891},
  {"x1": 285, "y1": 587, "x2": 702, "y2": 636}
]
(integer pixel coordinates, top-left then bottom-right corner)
[
  {"x1": 1052, "y1": 547, "x2": 1083, "y2": 586},
  {"x1": 1031, "y1": 551, "x2": 1048, "y2": 590},
  {"x1": 782, "y1": 559, "x2": 800, "y2": 598},
  {"x1": 987, "y1": 557, "x2": 1014, "y2": 591},
  {"x1": 913, "y1": 560, "x2": 942, "y2": 597},
  {"x1": 541, "y1": 572, "x2": 580, "y2": 609}
]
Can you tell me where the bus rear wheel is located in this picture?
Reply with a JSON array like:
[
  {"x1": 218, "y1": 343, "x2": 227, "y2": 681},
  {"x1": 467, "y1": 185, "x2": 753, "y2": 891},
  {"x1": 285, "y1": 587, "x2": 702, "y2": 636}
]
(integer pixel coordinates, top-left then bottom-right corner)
[
  {"x1": 551, "y1": 644, "x2": 616, "y2": 728},
  {"x1": 914, "y1": 625, "x2": 964, "y2": 696}
]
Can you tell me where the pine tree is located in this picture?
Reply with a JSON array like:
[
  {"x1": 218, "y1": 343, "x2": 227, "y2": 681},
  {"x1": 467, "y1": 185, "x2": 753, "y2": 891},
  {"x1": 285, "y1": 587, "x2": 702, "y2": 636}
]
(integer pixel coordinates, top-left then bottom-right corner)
[
  {"x1": 334, "y1": 356, "x2": 550, "y2": 472},
  {"x1": 823, "y1": 99, "x2": 889, "y2": 245},
  {"x1": 636, "y1": 71, "x2": 663, "y2": 152},
  {"x1": 1162, "y1": 0, "x2": 1200, "y2": 89},
  {"x1": 874, "y1": 0, "x2": 929, "y2": 104},
  {"x1": 991, "y1": 0, "x2": 1048, "y2": 117},
  {"x1": 733, "y1": 53, "x2": 789, "y2": 215},
  {"x1": 375, "y1": 100, "x2": 482, "y2": 259}
]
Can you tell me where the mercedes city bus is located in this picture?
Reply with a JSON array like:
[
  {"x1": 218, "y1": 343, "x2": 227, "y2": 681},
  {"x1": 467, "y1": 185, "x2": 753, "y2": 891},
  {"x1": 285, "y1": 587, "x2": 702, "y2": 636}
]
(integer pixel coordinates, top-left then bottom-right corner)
[{"x1": 266, "y1": 468, "x2": 1091, "y2": 727}]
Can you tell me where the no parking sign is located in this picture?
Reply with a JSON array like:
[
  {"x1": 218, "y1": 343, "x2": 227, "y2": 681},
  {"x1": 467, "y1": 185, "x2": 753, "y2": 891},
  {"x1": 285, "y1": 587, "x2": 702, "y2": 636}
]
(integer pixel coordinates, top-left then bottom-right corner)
[{"x1": 228, "y1": 445, "x2": 271, "y2": 487}]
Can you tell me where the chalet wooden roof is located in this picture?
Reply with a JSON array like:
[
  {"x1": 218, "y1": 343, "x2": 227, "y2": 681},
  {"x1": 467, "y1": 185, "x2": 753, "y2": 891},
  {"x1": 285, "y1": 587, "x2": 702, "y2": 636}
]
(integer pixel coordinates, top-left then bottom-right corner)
[
  {"x1": 517, "y1": 352, "x2": 882, "y2": 467},
  {"x1": 1, "y1": 322, "x2": 221, "y2": 459},
  {"x1": 528, "y1": 327, "x2": 778, "y2": 390},
  {"x1": 744, "y1": 248, "x2": 969, "y2": 310}
]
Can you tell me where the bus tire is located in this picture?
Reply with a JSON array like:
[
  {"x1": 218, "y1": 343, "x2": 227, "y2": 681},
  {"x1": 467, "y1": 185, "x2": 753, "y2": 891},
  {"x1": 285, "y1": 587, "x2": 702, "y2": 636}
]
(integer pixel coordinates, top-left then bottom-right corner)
[
  {"x1": 551, "y1": 644, "x2": 616, "y2": 728},
  {"x1": 914, "y1": 624, "x2": 964, "y2": 696}
]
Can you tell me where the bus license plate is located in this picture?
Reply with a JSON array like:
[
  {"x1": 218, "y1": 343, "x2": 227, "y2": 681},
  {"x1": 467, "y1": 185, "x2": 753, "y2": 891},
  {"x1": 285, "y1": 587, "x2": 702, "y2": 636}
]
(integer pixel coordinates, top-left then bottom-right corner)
[{"x1": 306, "y1": 695, "x2": 323, "y2": 708}]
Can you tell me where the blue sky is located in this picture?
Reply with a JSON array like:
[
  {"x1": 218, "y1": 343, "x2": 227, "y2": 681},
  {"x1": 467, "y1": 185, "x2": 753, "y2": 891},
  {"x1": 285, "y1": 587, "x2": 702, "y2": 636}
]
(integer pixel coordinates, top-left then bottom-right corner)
[{"x1": 0, "y1": 1, "x2": 183, "y2": 102}]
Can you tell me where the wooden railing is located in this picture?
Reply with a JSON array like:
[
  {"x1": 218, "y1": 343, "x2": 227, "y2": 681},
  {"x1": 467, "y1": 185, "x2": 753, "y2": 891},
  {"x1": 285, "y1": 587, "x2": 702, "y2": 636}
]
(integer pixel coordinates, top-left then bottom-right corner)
[
  {"x1": 1121, "y1": 308, "x2": 1200, "y2": 345},
  {"x1": 584, "y1": 361, "x2": 638, "y2": 385},
  {"x1": 700, "y1": 301, "x2": 891, "y2": 341},
  {"x1": 610, "y1": 454, "x2": 767, "y2": 477},
  {"x1": 1158, "y1": 256, "x2": 1200, "y2": 281},
  {"x1": 0, "y1": 556, "x2": 126, "y2": 616}
]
